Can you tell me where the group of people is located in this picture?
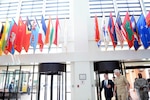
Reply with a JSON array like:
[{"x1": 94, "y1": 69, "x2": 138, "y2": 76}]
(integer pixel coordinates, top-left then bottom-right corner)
[{"x1": 100, "y1": 69, "x2": 149, "y2": 100}]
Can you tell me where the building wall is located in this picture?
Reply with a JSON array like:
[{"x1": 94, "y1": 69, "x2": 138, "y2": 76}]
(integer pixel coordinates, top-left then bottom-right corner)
[{"x1": 0, "y1": 0, "x2": 150, "y2": 100}]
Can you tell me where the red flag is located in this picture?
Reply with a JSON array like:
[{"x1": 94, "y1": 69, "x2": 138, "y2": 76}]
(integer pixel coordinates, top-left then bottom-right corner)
[
  {"x1": 7, "y1": 21, "x2": 18, "y2": 53},
  {"x1": 38, "y1": 16, "x2": 46, "y2": 52},
  {"x1": 94, "y1": 15, "x2": 100, "y2": 42},
  {"x1": 146, "y1": 11, "x2": 150, "y2": 27},
  {"x1": 53, "y1": 17, "x2": 59, "y2": 45},
  {"x1": 122, "y1": 12, "x2": 134, "y2": 48},
  {"x1": 38, "y1": 25, "x2": 44, "y2": 52},
  {"x1": 14, "y1": 17, "x2": 25, "y2": 53},
  {"x1": 23, "y1": 17, "x2": 31, "y2": 52}
]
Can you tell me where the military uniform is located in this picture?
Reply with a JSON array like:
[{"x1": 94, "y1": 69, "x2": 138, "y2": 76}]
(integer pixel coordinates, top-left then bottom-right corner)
[
  {"x1": 114, "y1": 75, "x2": 129, "y2": 100},
  {"x1": 134, "y1": 78, "x2": 149, "y2": 100}
]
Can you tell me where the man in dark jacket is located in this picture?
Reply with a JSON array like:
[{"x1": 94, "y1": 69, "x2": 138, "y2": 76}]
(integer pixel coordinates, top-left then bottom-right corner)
[{"x1": 101, "y1": 73, "x2": 114, "y2": 100}]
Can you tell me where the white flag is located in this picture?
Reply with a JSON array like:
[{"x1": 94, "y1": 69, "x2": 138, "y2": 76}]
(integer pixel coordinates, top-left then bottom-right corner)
[{"x1": 101, "y1": 12, "x2": 109, "y2": 50}]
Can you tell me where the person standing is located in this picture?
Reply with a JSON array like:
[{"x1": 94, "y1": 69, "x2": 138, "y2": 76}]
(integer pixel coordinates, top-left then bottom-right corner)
[
  {"x1": 101, "y1": 73, "x2": 114, "y2": 100},
  {"x1": 9, "y1": 81, "x2": 14, "y2": 92},
  {"x1": 134, "y1": 73, "x2": 149, "y2": 100},
  {"x1": 113, "y1": 69, "x2": 130, "y2": 100}
]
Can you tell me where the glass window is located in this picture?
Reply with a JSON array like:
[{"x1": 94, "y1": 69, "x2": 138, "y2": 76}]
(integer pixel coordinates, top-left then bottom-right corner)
[
  {"x1": 0, "y1": 66, "x2": 7, "y2": 90},
  {"x1": 143, "y1": 0, "x2": 150, "y2": 13},
  {"x1": 89, "y1": 0, "x2": 115, "y2": 17},
  {"x1": 20, "y1": 0, "x2": 43, "y2": 20},
  {"x1": 116, "y1": 0, "x2": 142, "y2": 16},
  {"x1": 0, "y1": 0, "x2": 19, "y2": 22},
  {"x1": 45, "y1": 0, "x2": 70, "y2": 19}
]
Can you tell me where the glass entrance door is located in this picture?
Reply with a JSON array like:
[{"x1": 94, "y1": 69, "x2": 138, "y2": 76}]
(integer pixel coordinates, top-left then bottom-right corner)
[{"x1": 39, "y1": 72, "x2": 66, "y2": 100}]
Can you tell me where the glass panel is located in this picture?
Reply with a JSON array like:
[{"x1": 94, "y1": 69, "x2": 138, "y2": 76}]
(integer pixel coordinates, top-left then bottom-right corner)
[
  {"x1": 34, "y1": 65, "x2": 38, "y2": 73},
  {"x1": 7, "y1": 66, "x2": 20, "y2": 92},
  {"x1": 20, "y1": 65, "x2": 33, "y2": 100},
  {"x1": 40, "y1": 75, "x2": 45, "y2": 100},
  {"x1": 53, "y1": 75, "x2": 58, "y2": 100},
  {"x1": 45, "y1": 0, "x2": 70, "y2": 19},
  {"x1": 0, "y1": 66, "x2": 7, "y2": 92},
  {"x1": 67, "y1": 93, "x2": 71, "y2": 100},
  {"x1": 116, "y1": 0, "x2": 142, "y2": 16},
  {"x1": 66, "y1": 73, "x2": 71, "y2": 92},
  {"x1": 89, "y1": 0, "x2": 115, "y2": 17},
  {"x1": 47, "y1": 75, "x2": 51, "y2": 100},
  {"x1": 32, "y1": 65, "x2": 38, "y2": 100},
  {"x1": 32, "y1": 73, "x2": 38, "y2": 100}
]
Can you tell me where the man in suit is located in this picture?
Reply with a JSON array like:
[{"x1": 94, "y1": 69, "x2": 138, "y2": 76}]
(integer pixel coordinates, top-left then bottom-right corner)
[{"x1": 101, "y1": 73, "x2": 114, "y2": 100}]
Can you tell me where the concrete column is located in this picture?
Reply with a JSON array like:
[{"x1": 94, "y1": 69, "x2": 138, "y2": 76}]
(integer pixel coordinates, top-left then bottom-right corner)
[
  {"x1": 70, "y1": 0, "x2": 89, "y2": 52},
  {"x1": 69, "y1": 0, "x2": 96, "y2": 99},
  {"x1": 71, "y1": 62, "x2": 95, "y2": 100}
]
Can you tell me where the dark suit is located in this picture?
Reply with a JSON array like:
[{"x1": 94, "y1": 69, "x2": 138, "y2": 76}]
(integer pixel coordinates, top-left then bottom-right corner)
[{"x1": 101, "y1": 80, "x2": 114, "y2": 100}]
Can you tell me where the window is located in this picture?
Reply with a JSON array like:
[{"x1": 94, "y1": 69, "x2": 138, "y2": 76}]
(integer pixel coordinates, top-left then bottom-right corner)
[
  {"x1": 143, "y1": 0, "x2": 150, "y2": 14},
  {"x1": 89, "y1": 0, "x2": 142, "y2": 17},
  {"x1": 89, "y1": 0, "x2": 115, "y2": 17},
  {"x1": 116, "y1": 0, "x2": 142, "y2": 16},
  {"x1": 0, "y1": 0, "x2": 19, "y2": 22},
  {"x1": 20, "y1": 0, "x2": 43, "y2": 20},
  {"x1": 0, "y1": 0, "x2": 70, "y2": 21},
  {"x1": 45, "y1": 0, "x2": 70, "y2": 19}
]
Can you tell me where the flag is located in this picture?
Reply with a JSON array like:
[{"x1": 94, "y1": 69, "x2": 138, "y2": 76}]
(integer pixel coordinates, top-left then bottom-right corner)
[
  {"x1": 130, "y1": 15, "x2": 141, "y2": 50},
  {"x1": 102, "y1": 12, "x2": 109, "y2": 50},
  {"x1": 0, "y1": 22, "x2": 4, "y2": 40},
  {"x1": 38, "y1": 16, "x2": 46, "y2": 52},
  {"x1": 48, "y1": 22, "x2": 54, "y2": 52},
  {"x1": 146, "y1": 11, "x2": 150, "y2": 27},
  {"x1": 23, "y1": 17, "x2": 32, "y2": 52},
  {"x1": 0, "y1": 41, "x2": 2, "y2": 55},
  {"x1": 53, "y1": 17, "x2": 59, "y2": 45},
  {"x1": 115, "y1": 12, "x2": 125, "y2": 48},
  {"x1": 122, "y1": 12, "x2": 134, "y2": 48},
  {"x1": 137, "y1": 13, "x2": 150, "y2": 49},
  {"x1": 1, "y1": 20, "x2": 9, "y2": 51},
  {"x1": 45, "y1": 17, "x2": 51, "y2": 44},
  {"x1": 94, "y1": 15, "x2": 100, "y2": 43},
  {"x1": 108, "y1": 13, "x2": 117, "y2": 48},
  {"x1": 41, "y1": 16, "x2": 47, "y2": 35},
  {"x1": 30, "y1": 17, "x2": 39, "y2": 52},
  {"x1": 6, "y1": 19, "x2": 17, "y2": 54},
  {"x1": 14, "y1": 17, "x2": 25, "y2": 53}
]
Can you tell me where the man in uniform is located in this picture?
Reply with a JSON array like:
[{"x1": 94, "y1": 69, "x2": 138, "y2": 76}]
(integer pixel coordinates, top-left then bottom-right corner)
[
  {"x1": 113, "y1": 69, "x2": 129, "y2": 100},
  {"x1": 134, "y1": 73, "x2": 149, "y2": 100}
]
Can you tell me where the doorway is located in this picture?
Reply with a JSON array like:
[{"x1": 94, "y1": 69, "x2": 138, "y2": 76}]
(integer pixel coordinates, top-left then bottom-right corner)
[
  {"x1": 38, "y1": 63, "x2": 66, "y2": 100},
  {"x1": 94, "y1": 61, "x2": 122, "y2": 100}
]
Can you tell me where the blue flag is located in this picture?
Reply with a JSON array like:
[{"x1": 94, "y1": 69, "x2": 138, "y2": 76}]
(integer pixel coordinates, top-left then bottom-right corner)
[
  {"x1": 130, "y1": 15, "x2": 141, "y2": 50},
  {"x1": 30, "y1": 18, "x2": 40, "y2": 52},
  {"x1": 41, "y1": 16, "x2": 47, "y2": 35},
  {"x1": 137, "y1": 14, "x2": 150, "y2": 49},
  {"x1": 116, "y1": 12, "x2": 122, "y2": 30},
  {"x1": 108, "y1": 13, "x2": 117, "y2": 48}
]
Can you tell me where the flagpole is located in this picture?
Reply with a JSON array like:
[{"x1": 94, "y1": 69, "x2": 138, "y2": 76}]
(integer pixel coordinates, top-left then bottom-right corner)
[
  {"x1": 56, "y1": 0, "x2": 59, "y2": 53},
  {"x1": 63, "y1": 17, "x2": 68, "y2": 53}
]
